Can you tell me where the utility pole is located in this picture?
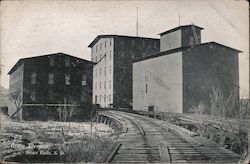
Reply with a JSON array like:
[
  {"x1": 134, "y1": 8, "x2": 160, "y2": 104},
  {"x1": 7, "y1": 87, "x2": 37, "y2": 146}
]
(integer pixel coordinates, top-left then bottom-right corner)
[
  {"x1": 64, "y1": 97, "x2": 67, "y2": 122},
  {"x1": 178, "y1": 11, "x2": 181, "y2": 26},
  {"x1": 136, "y1": 7, "x2": 139, "y2": 37}
]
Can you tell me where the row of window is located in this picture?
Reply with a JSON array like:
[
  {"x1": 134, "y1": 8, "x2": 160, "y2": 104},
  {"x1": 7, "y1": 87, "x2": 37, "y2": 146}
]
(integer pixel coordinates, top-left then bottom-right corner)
[
  {"x1": 30, "y1": 72, "x2": 87, "y2": 86},
  {"x1": 93, "y1": 39, "x2": 158, "y2": 53},
  {"x1": 95, "y1": 65, "x2": 112, "y2": 77},
  {"x1": 48, "y1": 56, "x2": 71, "y2": 67},
  {"x1": 95, "y1": 94, "x2": 112, "y2": 104},
  {"x1": 93, "y1": 51, "x2": 112, "y2": 63},
  {"x1": 93, "y1": 39, "x2": 112, "y2": 53},
  {"x1": 95, "y1": 80, "x2": 111, "y2": 90},
  {"x1": 30, "y1": 89, "x2": 87, "y2": 102}
]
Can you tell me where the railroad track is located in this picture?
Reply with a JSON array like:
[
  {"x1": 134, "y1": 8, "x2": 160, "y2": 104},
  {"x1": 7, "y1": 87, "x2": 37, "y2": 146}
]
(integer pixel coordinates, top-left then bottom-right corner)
[{"x1": 101, "y1": 111, "x2": 241, "y2": 163}]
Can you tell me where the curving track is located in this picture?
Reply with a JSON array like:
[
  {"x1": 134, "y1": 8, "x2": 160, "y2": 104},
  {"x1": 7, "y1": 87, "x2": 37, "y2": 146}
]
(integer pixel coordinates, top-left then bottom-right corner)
[{"x1": 100, "y1": 111, "x2": 241, "y2": 163}]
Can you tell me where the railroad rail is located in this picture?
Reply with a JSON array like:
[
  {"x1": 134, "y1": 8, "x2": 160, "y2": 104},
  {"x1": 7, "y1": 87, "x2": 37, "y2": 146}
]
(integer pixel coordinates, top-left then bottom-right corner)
[
  {"x1": 135, "y1": 110, "x2": 249, "y2": 133},
  {"x1": 100, "y1": 111, "x2": 242, "y2": 163}
]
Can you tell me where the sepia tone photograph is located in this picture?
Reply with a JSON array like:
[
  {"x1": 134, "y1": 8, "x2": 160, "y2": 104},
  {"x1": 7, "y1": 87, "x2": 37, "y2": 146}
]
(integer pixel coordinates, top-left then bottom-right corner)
[{"x1": 0, "y1": 0, "x2": 249, "y2": 163}]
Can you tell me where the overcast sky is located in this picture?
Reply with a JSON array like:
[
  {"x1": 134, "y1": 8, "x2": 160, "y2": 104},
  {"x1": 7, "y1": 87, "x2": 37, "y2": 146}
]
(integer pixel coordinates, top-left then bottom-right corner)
[{"x1": 0, "y1": 0, "x2": 249, "y2": 98}]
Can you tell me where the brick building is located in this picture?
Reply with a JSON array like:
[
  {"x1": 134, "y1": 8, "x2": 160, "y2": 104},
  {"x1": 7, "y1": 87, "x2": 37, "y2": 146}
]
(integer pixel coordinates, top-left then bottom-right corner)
[
  {"x1": 133, "y1": 25, "x2": 241, "y2": 116},
  {"x1": 8, "y1": 53, "x2": 93, "y2": 120},
  {"x1": 88, "y1": 35, "x2": 160, "y2": 108}
]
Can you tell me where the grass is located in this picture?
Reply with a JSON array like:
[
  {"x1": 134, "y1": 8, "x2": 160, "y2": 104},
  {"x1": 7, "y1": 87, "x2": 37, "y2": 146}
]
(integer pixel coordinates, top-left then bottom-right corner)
[
  {"x1": 1, "y1": 115, "x2": 115, "y2": 163},
  {"x1": 62, "y1": 136, "x2": 114, "y2": 163}
]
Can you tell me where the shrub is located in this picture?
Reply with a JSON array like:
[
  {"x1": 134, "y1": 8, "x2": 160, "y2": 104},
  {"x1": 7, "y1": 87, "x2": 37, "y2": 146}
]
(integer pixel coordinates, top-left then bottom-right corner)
[{"x1": 62, "y1": 136, "x2": 114, "y2": 163}]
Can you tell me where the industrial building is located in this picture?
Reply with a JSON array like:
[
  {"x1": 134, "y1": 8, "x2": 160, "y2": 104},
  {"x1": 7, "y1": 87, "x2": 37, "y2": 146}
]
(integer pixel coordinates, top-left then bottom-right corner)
[
  {"x1": 8, "y1": 53, "x2": 93, "y2": 120},
  {"x1": 133, "y1": 25, "x2": 241, "y2": 116},
  {"x1": 88, "y1": 35, "x2": 160, "y2": 108}
]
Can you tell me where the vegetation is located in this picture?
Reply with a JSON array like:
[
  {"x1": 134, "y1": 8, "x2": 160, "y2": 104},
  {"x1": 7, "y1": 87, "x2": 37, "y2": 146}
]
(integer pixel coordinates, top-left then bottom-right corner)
[
  {"x1": 62, "y1": 137, "x2": 113, "y2": 163},
  {"x1": 9, "y1": 90, "x2": 23, "y2": 120},
  {"x1": 190, "y1": 81, "x2": 248, "y2": 159},
  {"x1": 1, "y1": 115, "x2": 114, "y2": 163}
]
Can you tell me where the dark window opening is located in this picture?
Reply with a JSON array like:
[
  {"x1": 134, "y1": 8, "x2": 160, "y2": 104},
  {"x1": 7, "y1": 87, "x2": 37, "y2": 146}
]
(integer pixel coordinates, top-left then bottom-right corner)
[
  {"x1": 65, "y1": 74, "x2": 70, "y2": 85},
  {"x1": 30, "y1": 72, "x2": 36, "y2": 84}
]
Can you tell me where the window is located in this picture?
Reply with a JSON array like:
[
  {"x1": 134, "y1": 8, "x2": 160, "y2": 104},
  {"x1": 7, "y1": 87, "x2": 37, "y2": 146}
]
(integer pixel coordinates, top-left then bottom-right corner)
[
  {"x1": 145, "y1": 72, "x2": 148, "y2": 81},
  {"x1": 49, "y1": 56, "x2": 55, "y2": 66},
  {"x1": 30, "y1": 91, "x2": 36, "y2": 101},
  {"x1": 109, "y1": 51, "x2": 112, "y2": 60},
  {"x1": 121, "y1": 52, "x2": 125, "y2": 57},
  {"x1": 99, "y1": 95, "x2": 101, "y2": 103},
  {"x1": 142, "y1": 40, "x2": 145, "y2": 47},
  {"x1": 48, "y1": 90, "x2": 54, "y2": 101},
  {"x1": 110, "y1": 38, "x2": 112, "y2": 46},
  {"x1": 154, "y1": 42, "x2": 157, "y2": 48},
  {"x1": 109, "y1": 80, "x2": 111, "y2": 89},
  {"x1": 81, "y1": 89, "x2": 86, "y2": 102},
  {"x1": 48, "y1": 73, "x2": 54, "y2": 84},
  {"x1": 65, "y1": 56, "x2": 70, "y2": 67},
  {"x1": 96, "y1": 45, "x2": 98, "y2": 52},
  {"x1": 65, "y1": 74, "x2": 70, "y2": 85},
  {"x1": 132, "y1": 54, "x2": 135, "y2": 59},
  {"x1": 104, "y1": 66, "x2": 106, "y2": 76},
  {"x1": 99, "y1": 81, "x2": 102, "y2": 90},
  {"x1": 30, "y1": 72, "x2": 36, "y2": 84},
  {"x1": 105, "y1": 41, "x2": 107, "y2": 47},
  {"x1": 109, "y1": 65, "x2": 112, "y2": 74},
  {"x1": 82, "y1": 74, "x2": 87, "y2": 86},
  {"x1": 95, "y1": 56, "x2": 98, "y2": 63},
  {"x1": 99, "y1": 68, "x2": 102, "y2": 76},
  {"x1": 131, "y1": 40, "x2": 135, "y2": 46},
  {"x1": 121, "y1": 40, "x2": 124, "y2": 46},
  {"x1": 189, "y1": 36, "x2": 194, "y2": 45},
  {"x1": 95, "y1": 95, "x2": 98, "y2": 104},
  {"x1": 100, "y1": 43, "x2": 102, "y2": 50}
]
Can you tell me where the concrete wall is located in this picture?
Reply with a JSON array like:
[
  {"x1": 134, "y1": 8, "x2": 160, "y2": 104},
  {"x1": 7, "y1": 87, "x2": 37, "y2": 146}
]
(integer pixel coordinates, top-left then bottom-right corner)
[
  {"x1": 183, "y1": 43, "x2": 239, "y2": 116},
  {"x1": 181, "y1": 28, "x2": 201, "y2": 47},
  {"x1": 91, "y1": 38, "x2": 114, "y2": 107},
  {"x1": 22, "y1": 54, "x2": 92, "y2": 106},
  {"x1": 133, "y1": 51, "x2": 183, "y2": 113},
  {"x1": 160, "y1": 29, "x2": 181, "y2": 52},
  {"x1": 113, "y1": 37, "x2": 160, "y2": 108}
]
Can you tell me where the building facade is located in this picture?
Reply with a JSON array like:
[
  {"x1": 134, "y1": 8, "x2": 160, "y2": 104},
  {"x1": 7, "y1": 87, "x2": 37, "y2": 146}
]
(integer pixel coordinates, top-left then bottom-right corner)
[
  {"x1": 133, "y1": 25, "x2": 240, "y2": 116},
  {"x1": 8, "y1": 53, "x2": 93, "y2": 120},
  {"x1": 88, "y1": 35, "x2": 160, "y2": 108}
]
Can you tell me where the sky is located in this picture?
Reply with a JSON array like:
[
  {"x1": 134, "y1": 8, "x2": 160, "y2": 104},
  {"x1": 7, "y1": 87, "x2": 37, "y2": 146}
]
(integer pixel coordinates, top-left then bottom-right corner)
[{"x1": 0, "y1": 0, "x2": 249, "y2": 98}]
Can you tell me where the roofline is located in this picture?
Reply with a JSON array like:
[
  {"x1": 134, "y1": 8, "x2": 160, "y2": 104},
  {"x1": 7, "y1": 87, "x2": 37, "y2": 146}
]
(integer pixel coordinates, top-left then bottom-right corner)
[
  {"x1": 133, "y1": 42, "x2": 242, "y2": 63},
  {"x1": 8, "y1": 52, "x2": 93, "y2": 75},
  {"x1": 88, "y1": 35, "x2": 160, "y2": 47},
  {"x1": 18, "y1": 52, "x2": 92, "y2": 62},
  {"x1": 8, "y1": 59, "x2": 24, "y2": 75},
  {"x1": 158, "y1": 25, "x2": 204, "y2": 36}
]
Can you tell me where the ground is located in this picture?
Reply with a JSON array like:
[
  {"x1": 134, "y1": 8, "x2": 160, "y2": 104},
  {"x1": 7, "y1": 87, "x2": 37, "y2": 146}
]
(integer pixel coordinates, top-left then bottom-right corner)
[{"x1": 0, "y1": 114, "x2": 115, "y2": 162}]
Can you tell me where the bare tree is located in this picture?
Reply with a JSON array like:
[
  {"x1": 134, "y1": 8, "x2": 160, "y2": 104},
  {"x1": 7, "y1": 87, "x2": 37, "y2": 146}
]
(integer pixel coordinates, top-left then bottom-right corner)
[
  {"x1": 191, "y1": 103, "x2": 207, "y2": 137},
  {"x1": 208, "y1": 78, "x2": 248, "y2": 159},
  {"x1": 9, "y1": 90, "x2": 23, "y2": 120},
  {"x1": 67, "y1": 97, "x2": 79, "y2": 132}
]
